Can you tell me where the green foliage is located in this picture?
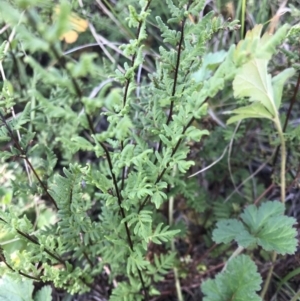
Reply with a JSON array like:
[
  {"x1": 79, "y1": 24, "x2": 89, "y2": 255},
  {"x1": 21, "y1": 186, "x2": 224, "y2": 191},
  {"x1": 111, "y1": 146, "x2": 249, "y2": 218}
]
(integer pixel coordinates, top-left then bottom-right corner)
[
  {"x1": 0, "y1": 275, "x2": 51, "y2": 301},
  {"x1": 201, "y1": 255, "x2": 262, "y2": 301},
  {"x1": 213, "y1": 201, "x2": 298, "y2": 254},
  {"x1": 0, "y1": 0, "x2": 298, "y2": 300},
  {"x1": 228, "y1": 60, "x2": 295, "y2": 123}
]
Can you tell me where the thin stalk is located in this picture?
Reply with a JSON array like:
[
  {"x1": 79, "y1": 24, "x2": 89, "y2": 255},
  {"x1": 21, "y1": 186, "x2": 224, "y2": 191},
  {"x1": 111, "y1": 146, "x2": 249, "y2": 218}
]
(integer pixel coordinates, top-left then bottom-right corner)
[
  {"x1": 241, "y1": 0, "x2": 246, "y2": 38},
  {"x1": 261, "y1": 252, "x2": 277, "y2": 299},
  {"x1": 169, "y1": 166, "x2": 183, "y2": 301},
  {"x1": 261, "y1": 118, "x2": 285, "y2": 298},
  {"x1": 278, "y1": 128, "x2": 286, "y2": 203},
  {"x1": 274, "y1": 117, "x2": 286, "y2": 203}
]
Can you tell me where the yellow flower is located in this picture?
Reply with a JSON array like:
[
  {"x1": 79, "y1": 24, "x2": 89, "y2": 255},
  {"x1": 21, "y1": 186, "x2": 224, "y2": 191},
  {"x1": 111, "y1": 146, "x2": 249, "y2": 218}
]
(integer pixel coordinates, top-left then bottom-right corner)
[{"x1": 53, "y1": 5, "x2": 88, "y2": 44}]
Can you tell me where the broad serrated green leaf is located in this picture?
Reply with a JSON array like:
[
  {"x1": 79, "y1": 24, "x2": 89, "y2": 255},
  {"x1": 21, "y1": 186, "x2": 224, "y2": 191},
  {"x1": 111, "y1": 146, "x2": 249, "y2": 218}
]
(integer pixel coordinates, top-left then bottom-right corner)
[
  {"x1": 234, "y1": 24, "x2": 289, "y2": 64},
  {"x1": 201, "y1": 255, "x2": 262, "y2": 301},
  {"x1": 0, "y1": 276, "x2": 34, "y2": 301},
  {"x1": 213, "y1": 201, "x2": 298, "y2": 254},
  {"x1": 212, "y1": 219, "x2": 245, "y2": 244},
  {"x1": 255, "y1": 215, "x2": 297, "y2": 254},
  {"x1": 259, "y1": 24, "x2": 290, "y2": 60},
  {"x1": 233, "y1": 59, "x2": 276, "y2": 116},
  {"x1": 33, "y1": 285, "x2": 52, "y2": 301},
  {"x1": 240, "y1": 201, "x2": 285, "y2": 232},
  {"x1": 233, "y1": 25, "x2": 263, "y2": 65},
  {"x1": 272, "y1": 68, "x2": 295, "y2": 108},
  {"x1": 227, "y1": 102, "x2": 274, "y2": 124},
  {"x1": 235, "y1": 229, "x2": 257, "y2": 247}
]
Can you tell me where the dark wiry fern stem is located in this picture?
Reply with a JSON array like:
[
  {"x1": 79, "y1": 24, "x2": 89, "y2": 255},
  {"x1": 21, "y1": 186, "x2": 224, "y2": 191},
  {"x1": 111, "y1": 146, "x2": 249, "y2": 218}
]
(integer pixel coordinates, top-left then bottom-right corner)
[
  {"x1": 122, "y1": 0, "x2": 152, "y2": 107},
  {"x1": 50, "y1": 31, "x2": 136, "y2": 276},
  {"x1": 118, "y1": 2, "x2": 152, "y2": 299},
  {"x1": 139, "y1": 116, "x2": 195, "y2": 212},
  {"x1": 110, "y1": 0, "x2": 153, "y2": 254},
  {"x1": 120, "y1": 0, "x2": 152, "y2": 193},
  {"x1": 166, "y1": 12, "x2": 187, "y2": 124},
  {"x1": 155, "y1": 0, "x2": 192, "y2": 158},
  {"x1": 99, "y1": 128, "x2": 150, "y2": 300},
  {"x1": 24, "y1": 159, "x2": 58, "y2": 209},
  {"x1": 0, "y1": 248, "x2": 41, "y2": 281},
  {"x1": 0, "y1": 111, "x2": 59, "y2": 210},
  {"x1": 0, "y1": 215, "x2": 64, "y2": 265},
  {"x1": 28, "y1": 5, "x2": 150, "y2": 299},
  {"x1": 0, "y1": 33, "x2": 101, "y2": 286},
  {"x1": 67, "y1": 188, "x2": 95, "y2": 268},
  {"x1": 0, "y1": 215, "x2": 102, "y2": 293}
]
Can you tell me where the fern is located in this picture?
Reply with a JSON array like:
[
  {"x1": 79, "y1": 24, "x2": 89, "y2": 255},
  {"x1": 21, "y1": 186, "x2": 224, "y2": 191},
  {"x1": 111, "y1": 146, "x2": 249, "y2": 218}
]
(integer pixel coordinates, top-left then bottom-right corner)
[{"x1": 0, "y1": 0, "x2": 297, "y2": 300}]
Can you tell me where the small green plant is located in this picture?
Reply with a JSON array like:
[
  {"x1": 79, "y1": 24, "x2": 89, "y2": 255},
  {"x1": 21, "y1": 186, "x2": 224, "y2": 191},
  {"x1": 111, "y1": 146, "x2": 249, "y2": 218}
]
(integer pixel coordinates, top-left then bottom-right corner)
[
  {"x1": 0, "y1": 0, "x2": 298, "y2": 300},
  {"x1": 200, "y1": 24, "x2": 298, "y2": 301},
  {"x1": 0, "y1": 275, "x2": 51, "y2": 301},
  {"x1": 201, "y1": 201, "x2": 297, "y2": 301}
]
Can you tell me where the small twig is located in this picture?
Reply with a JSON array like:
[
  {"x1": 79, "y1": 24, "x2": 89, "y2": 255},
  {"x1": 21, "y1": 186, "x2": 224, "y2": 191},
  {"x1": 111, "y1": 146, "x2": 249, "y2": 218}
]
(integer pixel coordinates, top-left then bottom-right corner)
[
  {"x1": 189, "y1": 145, "x2": 228, "y2": 178},
  {"x1": 24, "y1": 159, "x2": 58, "y2": 209},
  {"x1": 253, "y1": 183, "x2": 275, "y2": 205},
  {"x1": 0, "y1": 216, "x2": 64, "y2": 266},
  {"x1": 169, "y1": 166, "x2": 183, "y2": 301},
  {"x1": 0, "y1": 214, "x2": 99, "y2": 292}
]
